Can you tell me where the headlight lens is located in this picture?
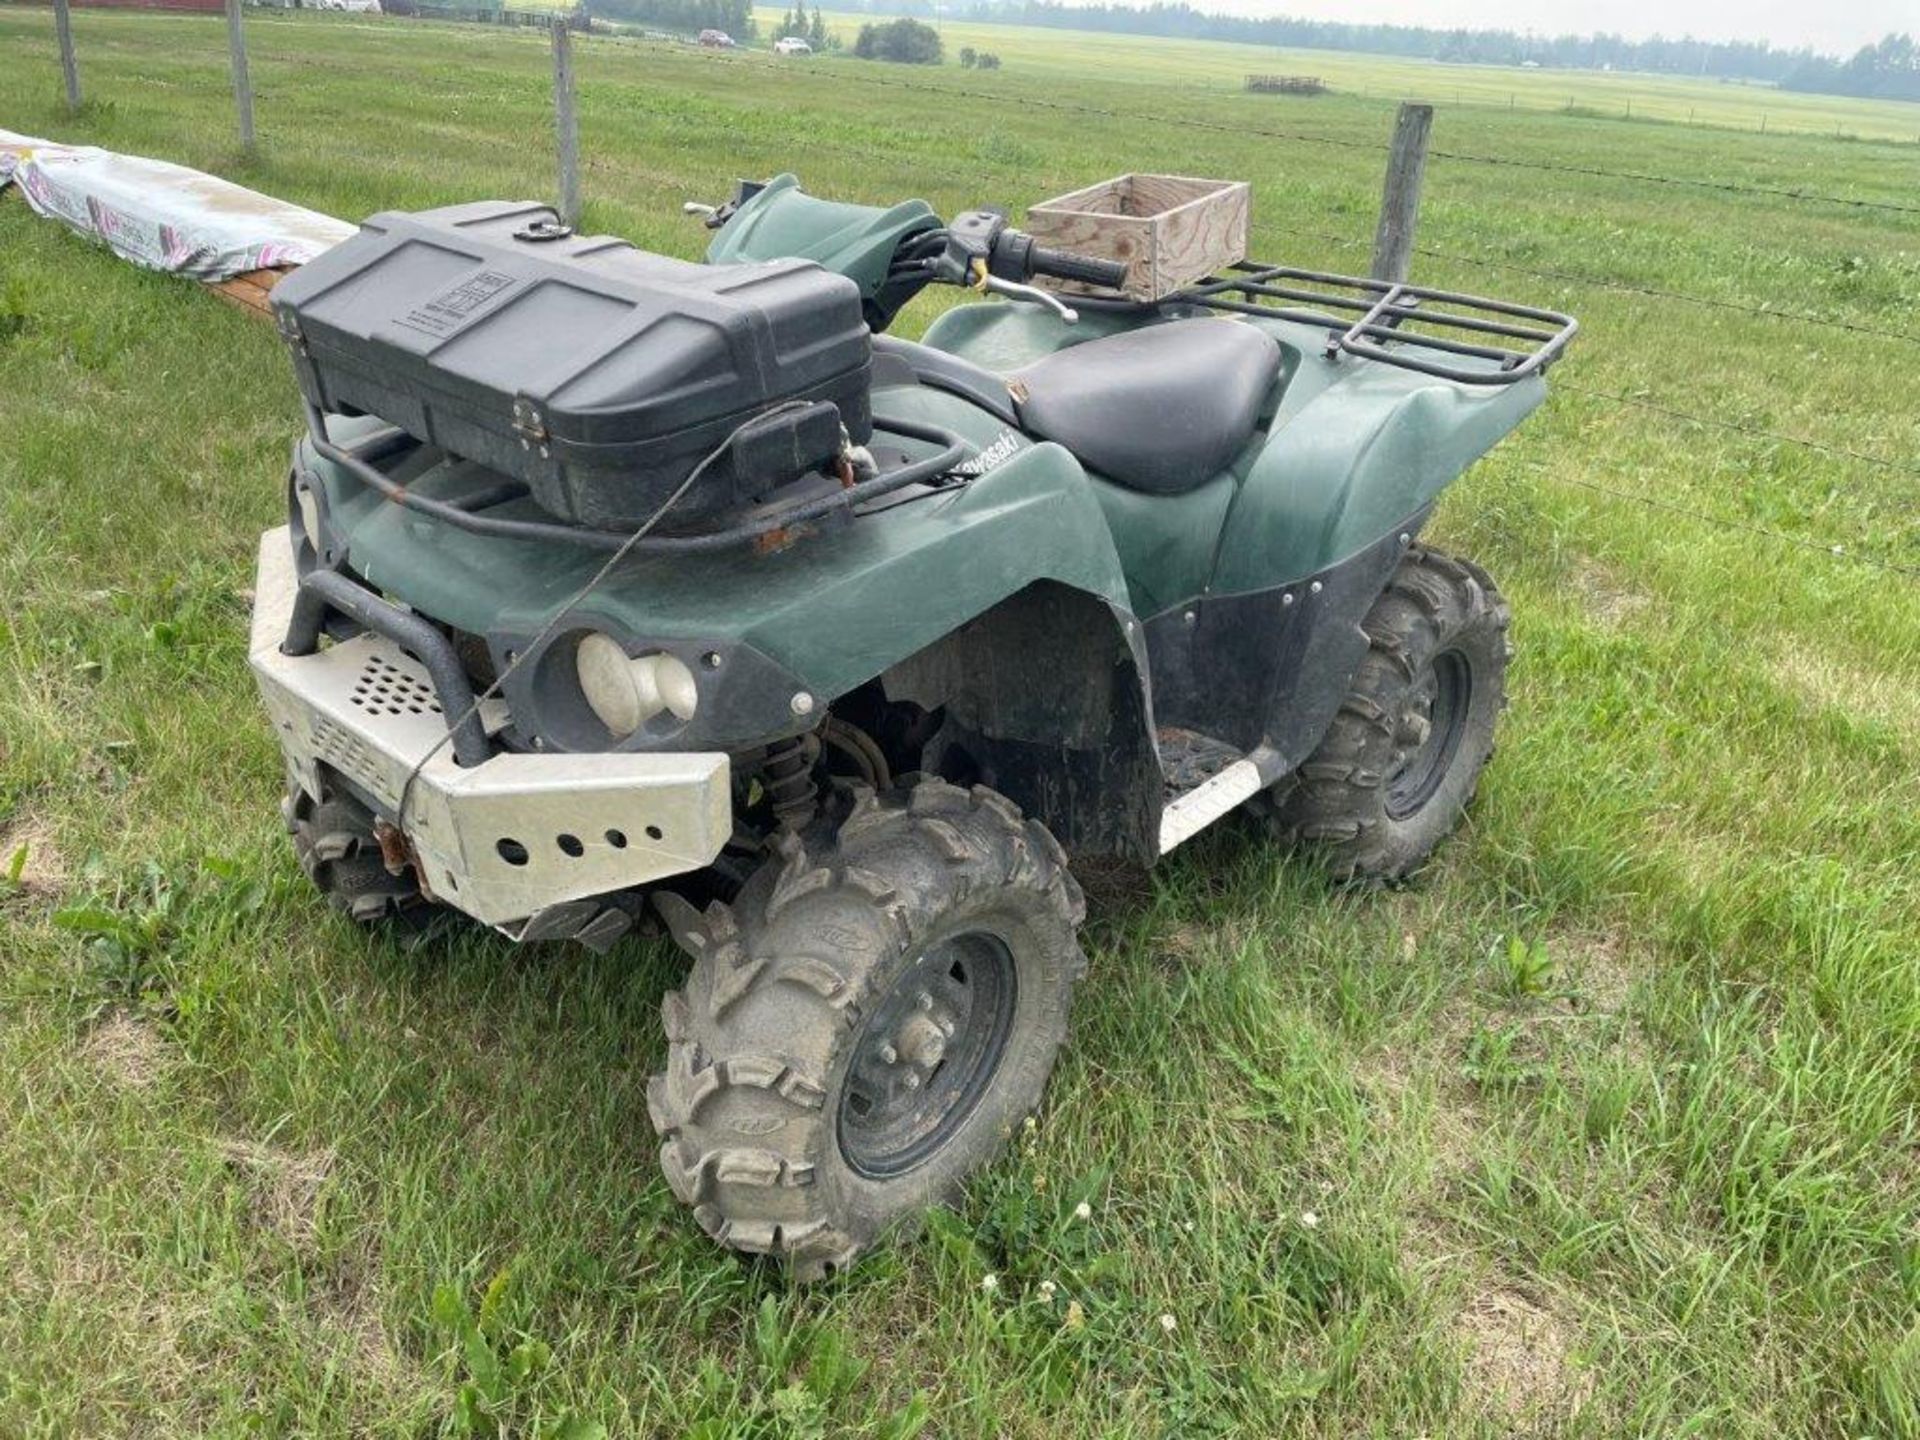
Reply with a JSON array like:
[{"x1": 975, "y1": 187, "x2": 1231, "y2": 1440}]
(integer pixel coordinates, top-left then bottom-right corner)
[{"x1": 576, "y1": 634, "x2": 699, "y2": 738}]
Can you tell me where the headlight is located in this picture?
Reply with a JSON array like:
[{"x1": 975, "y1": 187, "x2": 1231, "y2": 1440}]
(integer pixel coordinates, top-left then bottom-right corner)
[{"x1": 576, "y1": 634, "x2": 699, "y2": 738}]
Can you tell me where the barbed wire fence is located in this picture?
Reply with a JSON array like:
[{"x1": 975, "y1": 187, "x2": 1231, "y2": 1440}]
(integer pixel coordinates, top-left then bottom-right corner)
[{"x1": 21, "y1": 4, "x2": 1919, "y2": 582}]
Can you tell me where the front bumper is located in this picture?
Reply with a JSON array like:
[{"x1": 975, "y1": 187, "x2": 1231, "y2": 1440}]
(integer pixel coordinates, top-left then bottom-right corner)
[{"x1": 248, "y1": 527, "x2": 732, "y2": 929}]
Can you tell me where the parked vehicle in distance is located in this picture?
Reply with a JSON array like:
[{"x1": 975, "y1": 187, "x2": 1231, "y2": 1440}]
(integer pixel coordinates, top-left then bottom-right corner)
[
  {"x1": 697, "y1": 28, "x2": 735, "y2": 47},
  {"x1": 774, "y1": 36, "x2": 812, "y2": 55}
]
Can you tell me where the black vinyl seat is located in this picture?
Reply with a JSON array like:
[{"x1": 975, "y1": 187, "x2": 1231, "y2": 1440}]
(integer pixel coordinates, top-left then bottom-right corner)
[{"x1": 1012, "y1": 319, "x2": 1282, "y2": 495}]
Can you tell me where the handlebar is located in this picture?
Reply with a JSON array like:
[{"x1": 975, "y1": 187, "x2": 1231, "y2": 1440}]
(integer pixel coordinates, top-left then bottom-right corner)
[
  {"x1": 1027, "y1": 245, "x2": 1130, "y2": 292},
  {"x1": 686, "y1": 187, "x2": 1137, "y2": 328}
]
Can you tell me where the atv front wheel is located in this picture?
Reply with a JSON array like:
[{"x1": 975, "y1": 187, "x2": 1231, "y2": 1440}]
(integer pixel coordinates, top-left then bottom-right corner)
[
  {"x1": 286, "y1": 784, "x2": 433, "y2": 928},
  {"x1": 1270, "y1": 546, "x2": 1510, "y2": 880},
  {"x1": 648, "y1": 778, "x2": 1086, "y2": 1278}
]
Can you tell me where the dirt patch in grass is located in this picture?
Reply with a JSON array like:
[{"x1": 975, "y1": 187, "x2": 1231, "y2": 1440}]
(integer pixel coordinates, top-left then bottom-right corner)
[
  {"x1": 82, "y1": 1012, "x2": 175, "y2": 1089},
  {"x1": 1569, "y1": 558, "x2": 1651, "y2": 630},
  {"x1": 218, "y1": 1139, "x2": 334, "y2": 1253},
  {"x1": 1457, "y1": 1282, "x2": 1592, "y2": 1425},
  {"x1": 1549, "y1": 924, "x2": 1637, "y2": 1014},
  {"x1": 313, "y1": 1246, "x2": 421, "y2": 1396},
  {"x1": 0, "y1": 813, "x2": 67, "y2": 897},
  {"x1": 32, "y1": 1228, "x2": 206, "y2": 1410},
  {"x1": 1768, "y1": 641, "x2": 1920, "y2": 750}
]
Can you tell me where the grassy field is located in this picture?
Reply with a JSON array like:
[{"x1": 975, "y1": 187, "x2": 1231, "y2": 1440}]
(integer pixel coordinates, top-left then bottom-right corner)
[
  {"x1": 766, "y1": 8, "x2": 1920, "y2": 144},
  {"x1": 3, "y1": 8, "x2": 1920, "y2": 1437}
]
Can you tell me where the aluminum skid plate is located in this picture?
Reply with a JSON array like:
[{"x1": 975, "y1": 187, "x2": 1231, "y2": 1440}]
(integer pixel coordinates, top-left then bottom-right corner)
[{"x1": 249, "y1": 529, "x2": 731, "y2": 928}]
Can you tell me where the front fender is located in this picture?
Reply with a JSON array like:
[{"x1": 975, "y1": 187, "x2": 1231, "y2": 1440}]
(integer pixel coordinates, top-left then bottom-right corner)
[
  {"x1": 307, "y1": 422, "x2": 1137, "y2": 751},
  {"x1": 706, "y1": 174, "x2": 939, "y2": 325}
]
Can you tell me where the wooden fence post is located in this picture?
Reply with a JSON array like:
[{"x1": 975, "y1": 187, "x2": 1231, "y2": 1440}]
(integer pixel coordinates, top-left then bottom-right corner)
[
  {"x1": 53, "y1": 0, "x2": 81, "y2": 112},
  {"x1": 225, "y1": 0, "x2": 255, "y2": 152},
  {"x1": 1370, "y1": 101, "x2": 1432, "y2": 285},
  {"x1": 551, "y1": 20, "x2": 581, "y2": 227}
]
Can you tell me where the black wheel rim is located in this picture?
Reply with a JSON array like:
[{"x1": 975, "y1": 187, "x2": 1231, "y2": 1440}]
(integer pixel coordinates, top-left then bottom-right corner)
[
  {"x1": 837, "y1": 930, "x2": 1018, "y2": 1179},
  {"x1": 1385, "y1": 648, "x2": 1472, "y2": 820}
]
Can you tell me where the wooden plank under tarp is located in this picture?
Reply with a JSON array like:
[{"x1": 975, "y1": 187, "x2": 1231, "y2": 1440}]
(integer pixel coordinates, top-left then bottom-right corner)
[{"x1": 213, "y1": 266, "x2": 290, "y2": 319}]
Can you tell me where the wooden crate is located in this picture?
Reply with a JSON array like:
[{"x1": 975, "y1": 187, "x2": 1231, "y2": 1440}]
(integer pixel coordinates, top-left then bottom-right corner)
[{"x1": 1025, "y1": 174, "x2": 1250, "y2": 301}]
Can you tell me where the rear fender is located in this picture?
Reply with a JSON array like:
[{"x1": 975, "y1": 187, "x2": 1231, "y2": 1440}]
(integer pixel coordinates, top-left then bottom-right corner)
[
  {"x1": 1178, "y1": 336, "x2": 1542, "y2": 763},
  {"x1": 1212, "y1": 344, "x2": 1544, "y2": 592}
]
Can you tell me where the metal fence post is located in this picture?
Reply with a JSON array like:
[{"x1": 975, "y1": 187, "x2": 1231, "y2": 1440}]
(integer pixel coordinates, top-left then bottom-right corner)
[
  {"x1": 225, "y1": 0, "x2": 255, "y2": 152},
  {"x1": 1370, "y1": 101, "x2": 1432, "y2": 285},
  {"x1": 53, "y1": 0, "x2": 82, "y2": 112},
  {"x1": 551, "y1": 20, "x2": 581, "y2": 227}
]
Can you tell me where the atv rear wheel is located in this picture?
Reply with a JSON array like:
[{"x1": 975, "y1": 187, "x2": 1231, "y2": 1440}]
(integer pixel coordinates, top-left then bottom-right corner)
[
  {"x1": 648, "y1": 777, "x2": 1086, "y2": 1278},
  {"x1": 1269, "y1": 546, "x2": 1509, "y2": 881},
  {"x1": 286, "y1": 784, "x2": 433, "y2": 928}
]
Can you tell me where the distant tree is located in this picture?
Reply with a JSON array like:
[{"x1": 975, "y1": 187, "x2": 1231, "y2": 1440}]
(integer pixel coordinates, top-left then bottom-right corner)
[
  {"x1": 958, "y1": 45, "x2": 976, "y2": 66},
  {"x1": 853, "y1": 16, "x2": 942, "y2": 63},
  {"x1": 808, "y1": 5, "x2": 832, "y2": 48},
  {"x1": 773, "y1": 2, "x2": 808, "y2": 41},
  {"x1": 581, "y1": 0, "x2": 755, "y2": 40},
  {"x1": 976, "y1": 50, "x2": 1000, "y2": 68}
]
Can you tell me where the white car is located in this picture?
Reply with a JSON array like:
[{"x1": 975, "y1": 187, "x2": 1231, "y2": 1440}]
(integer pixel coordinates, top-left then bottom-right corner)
[{"x1": 774, "y1": 37, "x2": 812, "y2": 55}]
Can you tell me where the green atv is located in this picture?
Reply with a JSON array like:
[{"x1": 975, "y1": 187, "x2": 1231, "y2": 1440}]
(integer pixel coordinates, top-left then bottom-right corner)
[{"x1": 251, "y1": 176, "x2": 1574, "y2": 1276}]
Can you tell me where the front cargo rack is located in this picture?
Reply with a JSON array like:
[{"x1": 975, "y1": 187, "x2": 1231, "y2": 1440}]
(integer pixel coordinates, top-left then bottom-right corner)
[{"x1": 1176, "y1": 261, "x2": 1578, "y2": 385}]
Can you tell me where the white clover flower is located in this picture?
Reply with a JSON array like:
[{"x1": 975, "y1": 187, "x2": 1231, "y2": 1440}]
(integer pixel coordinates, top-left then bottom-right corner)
[
  {"x1": 981, "y1": 1273, "x2": 999, "y2": 1293},
  {"x1": 1038, "y1": 1279, "x2": 1057, "y2": 1300},
  {"x1": 1074, "y1": 1200, "x2": 1092, "y2": 1221},
  {"x1": 1182, "y1": 1219, "x2": 1195, "y2": 1233},
  {"x1": 1300, "y1": 1210, "x2": 1320, "y2": 1229},
  {"x1": 1157, "y1": 1312, "x2": 1177, "y2": 1334}
]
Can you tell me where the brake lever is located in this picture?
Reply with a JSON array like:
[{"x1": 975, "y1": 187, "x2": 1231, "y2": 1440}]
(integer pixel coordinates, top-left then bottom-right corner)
[
  {"x1": 981, "y1": 274, "x2": 1079, "y2": 324},
  {"x1": 682, "y1": 200, "x2": 739, "y2": 231}
]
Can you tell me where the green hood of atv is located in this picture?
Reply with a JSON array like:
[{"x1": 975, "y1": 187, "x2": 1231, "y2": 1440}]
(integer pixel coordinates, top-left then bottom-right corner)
[{"x1": 302, "y1": 385, "x2": 1134, "y2": 727}]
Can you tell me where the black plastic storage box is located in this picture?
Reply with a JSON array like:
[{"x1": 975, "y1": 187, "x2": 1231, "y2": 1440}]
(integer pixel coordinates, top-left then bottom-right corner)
[{"x1": 271, "y1": 201, "x2": 873, "y2": 529}]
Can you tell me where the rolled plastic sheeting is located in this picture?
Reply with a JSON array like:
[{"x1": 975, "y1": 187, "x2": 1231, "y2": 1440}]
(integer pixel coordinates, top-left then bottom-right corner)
[{"x1": 0, "y1": 127, "x2": 354, "y2": 280}]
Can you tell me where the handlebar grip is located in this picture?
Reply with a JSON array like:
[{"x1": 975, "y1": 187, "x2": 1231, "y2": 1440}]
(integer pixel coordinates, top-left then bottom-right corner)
[{"x1": 1028, "y1": 246, "x2": 1131, "y2": 291}]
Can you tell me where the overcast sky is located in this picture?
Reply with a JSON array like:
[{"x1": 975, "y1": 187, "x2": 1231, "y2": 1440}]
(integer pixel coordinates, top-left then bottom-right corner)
[{"x1": 1196, "y1": 0, "x2": 1911, "y2": 56}]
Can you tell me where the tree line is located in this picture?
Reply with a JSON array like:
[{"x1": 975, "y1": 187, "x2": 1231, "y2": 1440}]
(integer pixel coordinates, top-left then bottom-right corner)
[
  {"x1": 1781, "y1": 34, "x2": 1920, "y2": 101},
  {"x1": 581, "y1": 0, "x2": 758, "y2": 40},
  {"x1": 919, "y1": 2, "x2": 1815, "y2": 81},
  {"x1": 827, "y1": 0, "x2": 1919, "y2": 100}
]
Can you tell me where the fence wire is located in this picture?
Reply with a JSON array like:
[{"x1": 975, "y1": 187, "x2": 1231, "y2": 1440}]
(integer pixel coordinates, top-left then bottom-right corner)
[{"x1": 684, "y1": 48, "x2": 1920, "y2": 221}]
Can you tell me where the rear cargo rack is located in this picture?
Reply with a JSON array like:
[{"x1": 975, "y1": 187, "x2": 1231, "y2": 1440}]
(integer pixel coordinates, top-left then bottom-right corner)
[{"x1": 1177, "y1": 261, "x2": 1577, "y2": 385}]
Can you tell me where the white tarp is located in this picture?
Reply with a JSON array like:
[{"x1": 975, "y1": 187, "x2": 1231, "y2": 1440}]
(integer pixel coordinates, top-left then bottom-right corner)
[{"x1": 0, "y1": 129, "x2": 354, "y2": 279}]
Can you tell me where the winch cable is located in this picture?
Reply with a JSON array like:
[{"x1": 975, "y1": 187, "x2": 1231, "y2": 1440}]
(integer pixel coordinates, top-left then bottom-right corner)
[{"x1": 303, "y1": 406, "x2": 969, "y2": 555}]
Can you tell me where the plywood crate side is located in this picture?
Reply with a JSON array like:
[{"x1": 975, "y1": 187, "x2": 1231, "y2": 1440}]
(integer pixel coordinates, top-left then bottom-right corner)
[{"x1": 1026, "y1": 173, "x2": 1249, "y2": 301}]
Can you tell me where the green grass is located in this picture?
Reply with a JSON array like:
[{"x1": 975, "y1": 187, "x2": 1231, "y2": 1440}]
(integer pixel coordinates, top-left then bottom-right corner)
[
  {"x1": 3, "y1": 9, "x2": 1919, "y2": 1437},
  {"x1": 764, "y1": 7, "x2": 1920, "y2": 143}
]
